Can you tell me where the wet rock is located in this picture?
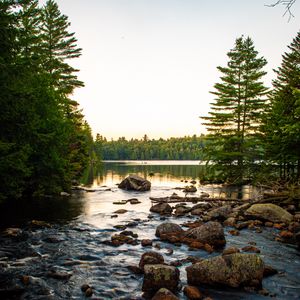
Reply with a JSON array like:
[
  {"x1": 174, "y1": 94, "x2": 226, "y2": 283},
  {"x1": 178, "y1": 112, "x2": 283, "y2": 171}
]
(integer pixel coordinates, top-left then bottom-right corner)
[
  {"x1": 222, "y1": 247, "x2": 240, "y2": 255},
  {"x1": 184, "y1": 186, "x2": 197, "y2": 193},
  {"x1": 127, "y1": 265, "x2": 143, "y2": 274},
  {"x1": 29, "y1": 220, "x2": 51, "y2": 228},
  {"x1": 139, "y1": 251, "x2": 164, "y2": 271},
  {"x1": 223, "y1": 217, "x2": 236, "y2": 227},
  {"x1": 60, "y1": 191, "x2": 70, "y2": 197},
  {"x1": 118, "y1": 175, "x2": 151, "y2": 191},
  {"x1": 47, "y1": 270, "x2": 72, "y2": 280},
  {"x1": 185, "y1": 221, "x2": 226, "y2": 248},
  {"x1": 85, "y1": 287, "x2": 93, "y2": 297},
  {"x1": 150, "y1": 203, "x2": 173, "y2": 215},
  {"x1": 207, "y1": 205, "x2": 232, "y2": 221},
  {"x1": 130, "y1": 198, "x2": 141, "y2": 204},
  {"x1": 155, "y1": 223, "x2": 183, "y2": 238},
  {"x1": 120, "y1": 230, "x2": 138, "y2": 238},
  {"x1": 265, "y1": 221, "x2": 273, "y2": 227},
  {"x1": 183, "y1": 285, "x2": 202, "y2": 300},
  {"x1": 113, "y1": 200, "x2": 128, "y2": 205},
  {"x1": 175, "y1": 206, "x2": 191, "y2": 216},
  {"x1": 114, "y1": 209, "x2": 128, "y2": 214},
  {"x1": 190, "y1": 180, "x2": 197, "y2": 185},
  {"x1": 186, "y1": 253, "x2": 264, "y2": 288},
  {"x1": 43, "y1": 235, "x2": 64, "y2": 243},
  {"x1": 111, "y1": 234, "x2": 137, "y2": 246},
  {"x1": 200, "y1": 192, "x2": 210, "y2": 198},
  {"x1": 241, "y1": 245, "x2": 261, "y2": 253},
  {"x1": 113, "y1": 225, "x2": 127, "y2": 230},
  {"x1": 235, "y1": 221, "x2": 252, "y2": 230},
  {"x1": 228, "y1": 229, "x2": 240, "y2": 236},
  {"x1": 151, "y1": 288, "x2": 179, "y2": 300},
  {"x1": 81, "y1": 284, "x2": 90, "y2": 292},
  {"x1": 141, "y1": 239, "x2": 153, "y2": 247},
  {"x1": 263, "y1": 265, "x2": 278, "y2": 277},
  {"x1": 245, "y1": 204, "x2": 293, "y2": 224},
  {"x1": 190, "y1": 208, "x2": 204, "y2": 216},
  {"x1": 142, "y1": 264, "x2": 180, "y2": 294},
  {"x1": 192, "y1": 203, "x2": 212, "y2": 210}
]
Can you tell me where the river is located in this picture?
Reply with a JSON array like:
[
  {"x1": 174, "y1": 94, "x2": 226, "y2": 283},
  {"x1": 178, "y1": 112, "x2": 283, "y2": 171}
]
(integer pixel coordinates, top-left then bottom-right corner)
[{"x1": 0, "y1": 161, "x2": 299, "y2": 299}]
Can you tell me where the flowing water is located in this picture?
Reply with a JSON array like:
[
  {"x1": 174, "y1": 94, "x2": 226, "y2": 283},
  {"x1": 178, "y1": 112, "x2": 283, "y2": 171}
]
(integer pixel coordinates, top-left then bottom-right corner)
[{"x1": 0, "y1": 161, "x2": 299, "y2": 300}]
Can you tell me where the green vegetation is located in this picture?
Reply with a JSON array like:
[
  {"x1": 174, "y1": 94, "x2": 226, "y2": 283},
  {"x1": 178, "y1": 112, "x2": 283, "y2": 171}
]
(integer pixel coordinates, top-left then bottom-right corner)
[
  {"x1": 0, "y1": 0, "x2": 93, "y2": 201},
  {"x1": 94, "y1": 134, "x2": 206, "y2": 160},
  {"x1": 202, "y1": 33, "x2": 300, "y2": 183}
]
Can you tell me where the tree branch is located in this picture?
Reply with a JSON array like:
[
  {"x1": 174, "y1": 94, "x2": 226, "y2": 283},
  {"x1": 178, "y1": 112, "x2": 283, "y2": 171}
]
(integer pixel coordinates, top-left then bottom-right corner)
[{"x1": 265, "y1": 0, "x2": 297, "y2": 21}]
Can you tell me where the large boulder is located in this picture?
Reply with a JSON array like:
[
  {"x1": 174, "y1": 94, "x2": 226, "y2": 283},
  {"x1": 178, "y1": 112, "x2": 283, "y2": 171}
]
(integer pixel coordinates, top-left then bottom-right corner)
[
  {"x1": 142, "y1": 264, "x2": 180, "y2": 294},
  {"x1": 118, "y1": 175, "x2": 151, "y2": 191},
  {"x1": 185, "y1": 221, "x2": 226, "y2": 248},
  {"x1": 150, "y1": 203, "x2": 173, "y2": 215},
  {"x1": 151, "y1": 288, "x2": 179, "y2": 300},
  {"x1": 245, "y1": 203, "x2": 293, "y2": 223},
  {"x1": 186, "y1": 253, "x2": 264, "y2": 288},
  {"x1": 155, "y1": 223, "x2": 183, "y2": 238}
]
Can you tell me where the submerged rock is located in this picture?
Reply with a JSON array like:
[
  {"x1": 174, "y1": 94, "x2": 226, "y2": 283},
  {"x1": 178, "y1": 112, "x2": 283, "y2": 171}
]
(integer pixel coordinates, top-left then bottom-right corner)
[
  {"x1": 186, "y1": 253, "x2": 264, "y2": 288},
  {"x1": 118, "y1": 175, "x2": 151, "y2": 191},
  {"x1": 142, "y1": 264, "x2": 180, "y2": 294},
  {"x1": 185, "y1": 221, "x2": 226, "y2": 248},
  {"x1": 245, "y1": 204, "x2": 293, "y2": 223}
]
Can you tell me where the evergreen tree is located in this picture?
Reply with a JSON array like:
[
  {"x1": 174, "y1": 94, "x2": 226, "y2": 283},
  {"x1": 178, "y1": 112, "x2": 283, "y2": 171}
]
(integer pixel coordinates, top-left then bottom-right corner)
[
  {"x1": 40, "y1": 0, "x2": 83, "y2": 94},
  {"x1": 264, "y1": 31, "x2": 300, "y2": 179},
  {"x1": 201, "y1": 36, "x2": 268, "y2": 183}
]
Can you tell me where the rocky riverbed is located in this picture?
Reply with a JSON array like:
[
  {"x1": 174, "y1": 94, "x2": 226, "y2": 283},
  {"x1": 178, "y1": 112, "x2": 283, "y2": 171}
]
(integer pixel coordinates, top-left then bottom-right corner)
[{"x1": 0, "y1": 179, "x2": 299, "y2": 299}]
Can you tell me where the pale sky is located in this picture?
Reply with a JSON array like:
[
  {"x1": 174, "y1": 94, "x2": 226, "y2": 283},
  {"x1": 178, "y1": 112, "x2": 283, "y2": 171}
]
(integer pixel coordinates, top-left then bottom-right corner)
[{"x1": 43, "y1": 0, "x2": 299, "y2": 140}]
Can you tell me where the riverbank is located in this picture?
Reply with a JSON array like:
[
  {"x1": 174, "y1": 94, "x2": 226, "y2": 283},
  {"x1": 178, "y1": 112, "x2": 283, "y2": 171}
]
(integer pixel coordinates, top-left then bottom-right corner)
[{"x1": 0, "y1": 178, "x2": 299, "y2": 299}]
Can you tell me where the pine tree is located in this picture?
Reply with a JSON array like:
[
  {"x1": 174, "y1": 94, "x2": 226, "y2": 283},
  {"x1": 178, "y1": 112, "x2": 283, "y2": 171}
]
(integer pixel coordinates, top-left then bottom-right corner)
[
  {"x1": 264, "y1": 31, "x2": 300, "y2": 179},
  {"x1": 40, "y1": 0, "x2": 83, "y2": 94},
  {"x1": 202, "y1": 36, "x2": 268, "y2": 183}
]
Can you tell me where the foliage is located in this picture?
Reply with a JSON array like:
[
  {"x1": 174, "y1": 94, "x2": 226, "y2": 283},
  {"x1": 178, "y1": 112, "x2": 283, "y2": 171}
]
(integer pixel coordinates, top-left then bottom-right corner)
[
  {"x1": 0, "y1": 0, "x2": 92, "y2": 201},
  {"x1": 201, "y1": 36, "x2": 268, "y2": 183},
  {"x1": 94, "y1": 134, "x2": 207, "y2": 161},
  {"x1": 263, "y1": 31, "x2": 300, "y2": 180}
]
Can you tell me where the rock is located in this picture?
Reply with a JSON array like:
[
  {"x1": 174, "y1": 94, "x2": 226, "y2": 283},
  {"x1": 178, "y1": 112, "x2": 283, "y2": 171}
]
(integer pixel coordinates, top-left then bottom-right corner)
[
  {"x1": 183, "y1": 285, "x2": 202, "y2": 300},
  {"x1": 223, "y1": 217, "x2": 236, "y2": 227},
  {"x1": 190, "y1": 208, "x2": 204, "y2": 216},
  {"x1": 245, "y1": 204, "x2": 293, "y2": 223},
  {"x1": 151, "y1": 288, "x2": 179, "y2": 300},
  {"x1": 190, "y1": 180, "x2": 197, "y2": 184},
  {"x1": 184, "y1": 186, "x2": 197, "y2": 193},
  {"x1": 130, "y1": 198, "x2": 141, "y2": 204},
  {"x1": 192, "y1": 203, "x2": 212, "y2": 210},
  {"x1": 263, "y1": 265, "x2": 278, "y2": 277},
  {"x1": 127, "y1": 265, "x2": 143, "y2": 274},
  {"x1": 85, "y1": 288, "x2": 93, "y2": 297},
  {"x1": 81, "y1": 284, "x2": 90, "y2": 292},
  {"x1": 47, "y1": 270, "x2": 72, "y2": 280},
  {"x1": 222, "y1": 247, "x2": 240, "y2": 255},
  {"x1": 150, "y1": 203, "x2": 173, "y2": 215},
  {"x1": 155, "y1": 223, "x2": 183, "y2": 238},
  {"x1": 186, "y1": 253, "x2": 264, "y2": 288},
  {"x1": 141, "y1": 239, "x2": 153, "y2": 247},
  {"x1": 207, "y1": 205, "x2": 232, "y2": 221},
  {"x1": 185, "y1": 221, "x2": 226, "y2": 248},
  {"x1": 241, "y1": 245, "x2": 261, "y2": 253},
  {"x1": 175, "y1": 206, "x2": 191, "y2": 216},
  {"x1": 114, "y1": 209, "x2": 128, "y2": 214},
  {"x1": 200, "y1": 192, "x2": 210, "y2": 198},
  {"x1": 2, "y1": 228, "x2": 23, "y2": 237},
  {"x1": 139, "y1": 252, "x2": 164, "y2": 271},
  {"x1": 118, "y1": 175, "x2": 151, "y2": 191},
  {"x1": 142, "y1": 264, "x2": 180, "y2": 294},
  {"x1": 60, "y1": 191, "x2": 70, "y2": 197},
  {"x1": 228, "y1": 229, "x2": 240, "y2": 236}
]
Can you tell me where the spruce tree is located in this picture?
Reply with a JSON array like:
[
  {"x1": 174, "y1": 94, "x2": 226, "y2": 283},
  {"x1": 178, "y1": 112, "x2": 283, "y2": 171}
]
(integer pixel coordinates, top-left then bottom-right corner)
[
  {"x1": 264, "y1": 31, "x2": 300, "y2": 179},
  {"x1": 202, "y1": 36, "x2": 268, "y2": 183}
]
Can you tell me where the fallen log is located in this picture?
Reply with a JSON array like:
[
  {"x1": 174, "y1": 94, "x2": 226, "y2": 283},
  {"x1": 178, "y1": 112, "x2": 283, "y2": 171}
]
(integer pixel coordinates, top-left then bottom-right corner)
[{"x1": 150, "y1": 196, "x2": 244, "y2": 203}]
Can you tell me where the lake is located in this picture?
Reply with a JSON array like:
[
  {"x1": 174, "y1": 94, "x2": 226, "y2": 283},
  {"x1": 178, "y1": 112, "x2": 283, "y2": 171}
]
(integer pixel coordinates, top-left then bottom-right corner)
[{"x1": 0, "y1": 161, "x2": 299, "y2": 299}]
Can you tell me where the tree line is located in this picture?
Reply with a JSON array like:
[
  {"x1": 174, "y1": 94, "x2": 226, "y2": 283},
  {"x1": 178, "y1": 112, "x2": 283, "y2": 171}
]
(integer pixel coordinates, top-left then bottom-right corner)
[
  {"x1": 0, "y1": 0, "x2": 93, "y2": 201},
  {"x1": 94, "y1": 135, "x2": 207, "y2": 160},
  {"x1": 201, "y1": 33, "x2": 300, "y2": 183}
]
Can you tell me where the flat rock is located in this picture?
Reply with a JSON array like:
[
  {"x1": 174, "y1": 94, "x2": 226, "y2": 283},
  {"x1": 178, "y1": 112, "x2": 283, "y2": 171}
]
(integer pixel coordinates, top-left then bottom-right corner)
[
  {"x1": 245, "y1": 204, "x2": 293, "y2": 223},
  {"x1": 139, "y1": 251, "x2": 164, "y2": 271}
]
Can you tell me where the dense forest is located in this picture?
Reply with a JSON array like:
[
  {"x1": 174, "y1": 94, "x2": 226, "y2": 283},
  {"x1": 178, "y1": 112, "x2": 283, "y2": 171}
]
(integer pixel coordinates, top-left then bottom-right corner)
[
  {"x1": 0, "y1": 0, "x2": 93, "y2": 201},
  {"x1": 94, "y1": 134, "x2": 206, "y2": 160}
]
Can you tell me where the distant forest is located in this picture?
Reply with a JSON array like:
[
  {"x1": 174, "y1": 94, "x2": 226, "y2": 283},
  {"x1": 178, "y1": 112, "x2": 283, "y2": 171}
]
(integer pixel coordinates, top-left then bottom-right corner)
[{"x1": 94, "y1": 134, "x2": 207, "y2": 160}]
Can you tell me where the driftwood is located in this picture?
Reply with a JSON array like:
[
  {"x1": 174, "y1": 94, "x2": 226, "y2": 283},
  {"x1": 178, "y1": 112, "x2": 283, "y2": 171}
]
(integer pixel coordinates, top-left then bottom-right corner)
[{"x1": 149, "y1": 196, "x2": 244, "y2": 203}]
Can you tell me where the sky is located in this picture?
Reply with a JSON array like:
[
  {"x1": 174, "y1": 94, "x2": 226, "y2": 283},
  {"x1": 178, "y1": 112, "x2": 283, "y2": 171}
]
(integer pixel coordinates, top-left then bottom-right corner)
[{"x1": 42, "y1": 0, "x2": 299, "y2": 140}]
